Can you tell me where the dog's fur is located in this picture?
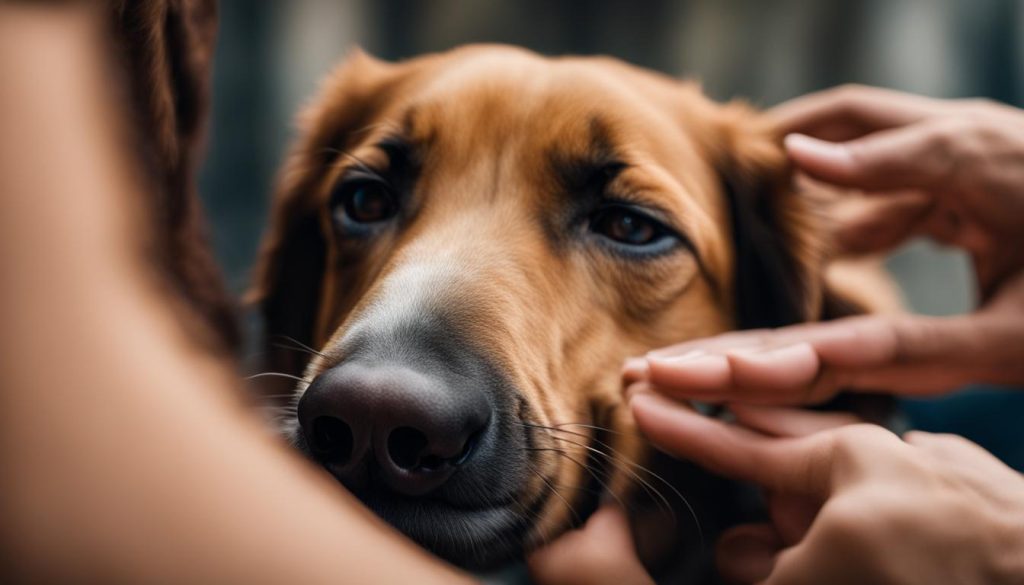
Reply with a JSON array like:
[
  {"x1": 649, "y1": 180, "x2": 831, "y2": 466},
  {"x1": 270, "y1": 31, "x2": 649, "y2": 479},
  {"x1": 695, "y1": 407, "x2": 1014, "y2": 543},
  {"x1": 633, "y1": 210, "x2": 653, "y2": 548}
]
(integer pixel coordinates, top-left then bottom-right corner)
[
  {"x1": 250, "y1": 45, "x2": 894, "y2": 580},
  {"x1": 109, "y1": 0, "x2": 240, "y2": 354}
]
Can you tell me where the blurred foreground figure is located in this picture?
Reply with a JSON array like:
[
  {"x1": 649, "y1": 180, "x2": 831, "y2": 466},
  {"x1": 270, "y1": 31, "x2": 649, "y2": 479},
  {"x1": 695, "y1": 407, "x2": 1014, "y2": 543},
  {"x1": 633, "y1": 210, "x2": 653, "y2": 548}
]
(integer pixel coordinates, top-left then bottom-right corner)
[{"x1": 0, "y1": 4, "x2": 469, "y2": 583}]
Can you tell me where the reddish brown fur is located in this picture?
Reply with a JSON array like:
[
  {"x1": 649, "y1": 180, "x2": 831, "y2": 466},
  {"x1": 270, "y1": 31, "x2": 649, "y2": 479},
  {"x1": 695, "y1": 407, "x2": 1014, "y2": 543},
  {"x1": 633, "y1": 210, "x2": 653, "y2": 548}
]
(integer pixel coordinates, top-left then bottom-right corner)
[
  {"x1": 252, "y1": 45, "x2": 850, "y2": 551},
  {"x1": 109, "y1": 0, "x2": 240, "y2": 354}
]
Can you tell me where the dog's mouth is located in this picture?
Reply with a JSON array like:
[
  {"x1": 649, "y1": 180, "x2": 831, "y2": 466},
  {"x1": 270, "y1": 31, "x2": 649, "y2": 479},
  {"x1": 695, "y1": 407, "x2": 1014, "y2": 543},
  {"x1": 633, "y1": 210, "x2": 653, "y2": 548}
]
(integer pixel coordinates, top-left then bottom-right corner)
[
  {"x1": 286, "y1": 344, "x2": 594, "y2": 568},
  {"x1": 289, "y1": 415, "x2": 570, "y2": 568},
  {"x1": 347, "y1": 478, "x2": 546, "y2": 566}
]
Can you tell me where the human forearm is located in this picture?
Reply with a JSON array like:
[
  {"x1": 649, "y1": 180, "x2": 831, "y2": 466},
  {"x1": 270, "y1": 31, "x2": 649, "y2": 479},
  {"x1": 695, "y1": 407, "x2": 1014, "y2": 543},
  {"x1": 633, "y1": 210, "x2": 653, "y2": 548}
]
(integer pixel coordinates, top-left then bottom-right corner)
[{"x1": 0, "y1": 6, "x2": 471, "y2": 584}]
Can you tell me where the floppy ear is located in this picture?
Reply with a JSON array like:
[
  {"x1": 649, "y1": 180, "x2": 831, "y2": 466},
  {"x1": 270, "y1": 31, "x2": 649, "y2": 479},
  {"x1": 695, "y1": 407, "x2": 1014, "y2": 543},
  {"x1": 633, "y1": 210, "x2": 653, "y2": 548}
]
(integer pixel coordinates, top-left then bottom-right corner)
[
  {"x1": 713, "y1": 104, "x2": 827, "y2": 330},
  {"x1": 111, "y1": 0, "x2": 242, "y2": 354},
  {"x1": 249, "y1": 50, "x2": 403, "y2": 376}
]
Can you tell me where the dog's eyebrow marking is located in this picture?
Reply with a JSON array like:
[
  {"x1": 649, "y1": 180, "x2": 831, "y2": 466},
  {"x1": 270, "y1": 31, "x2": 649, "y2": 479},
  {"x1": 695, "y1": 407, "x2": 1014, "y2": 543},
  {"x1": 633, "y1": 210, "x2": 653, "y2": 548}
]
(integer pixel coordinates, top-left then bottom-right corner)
[
  {"x1": 551, "y1": 116, "x2": 626, "y2": 194},
  {"x1": 548, "y1": 116, "x2": 723, "y2": 296}
]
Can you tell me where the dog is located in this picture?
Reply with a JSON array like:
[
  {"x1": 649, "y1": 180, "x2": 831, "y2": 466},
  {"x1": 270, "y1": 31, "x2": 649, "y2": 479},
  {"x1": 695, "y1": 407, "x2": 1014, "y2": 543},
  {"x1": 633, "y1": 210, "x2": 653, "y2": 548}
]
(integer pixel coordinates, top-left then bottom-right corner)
[{"x1": 251, "y1": 44, "x2": 894, "y2": 580}]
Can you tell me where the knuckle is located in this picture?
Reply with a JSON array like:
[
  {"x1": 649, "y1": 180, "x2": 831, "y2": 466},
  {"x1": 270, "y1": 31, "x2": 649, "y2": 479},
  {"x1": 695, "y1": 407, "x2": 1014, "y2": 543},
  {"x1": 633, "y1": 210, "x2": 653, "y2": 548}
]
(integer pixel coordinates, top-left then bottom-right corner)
[
  {"x1": 923, "y1": 119, "x2": 961, "y2": 160},
  {"x1": 817, "y1": 496, "x2": 883, "y2": 550},
  {"x1": 956, "y1": 97, "x2": 1000, "y2": 117},
  {"x1": 831, "y1": 83, "x2": 870, "y2": 103},
  {"x1": 830, "y1": 424, "x2": 898, "y2": 460}
]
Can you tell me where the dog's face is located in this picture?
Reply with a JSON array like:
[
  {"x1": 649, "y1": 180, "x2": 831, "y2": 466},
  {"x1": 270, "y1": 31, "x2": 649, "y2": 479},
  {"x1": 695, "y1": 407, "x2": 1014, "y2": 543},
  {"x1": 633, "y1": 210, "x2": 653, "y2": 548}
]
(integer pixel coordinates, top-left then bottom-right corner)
[{"x1": 253, "y1": 45, "x2": 824, "y2": 567}]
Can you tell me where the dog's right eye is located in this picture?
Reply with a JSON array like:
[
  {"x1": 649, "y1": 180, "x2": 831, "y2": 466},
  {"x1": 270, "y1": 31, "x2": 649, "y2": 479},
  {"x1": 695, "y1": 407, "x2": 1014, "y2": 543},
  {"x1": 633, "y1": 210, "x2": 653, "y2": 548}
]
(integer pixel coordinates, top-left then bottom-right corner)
[{"x1": 331, "y1": 180, "x2": 398, "y2": 226}]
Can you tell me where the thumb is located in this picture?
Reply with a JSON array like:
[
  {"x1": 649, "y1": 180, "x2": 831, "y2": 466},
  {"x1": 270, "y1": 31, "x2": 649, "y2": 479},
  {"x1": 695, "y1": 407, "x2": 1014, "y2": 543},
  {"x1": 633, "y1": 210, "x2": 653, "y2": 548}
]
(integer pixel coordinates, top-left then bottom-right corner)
[{"x1": 784, "y1": 121, "x2": 961, "y2": 192}]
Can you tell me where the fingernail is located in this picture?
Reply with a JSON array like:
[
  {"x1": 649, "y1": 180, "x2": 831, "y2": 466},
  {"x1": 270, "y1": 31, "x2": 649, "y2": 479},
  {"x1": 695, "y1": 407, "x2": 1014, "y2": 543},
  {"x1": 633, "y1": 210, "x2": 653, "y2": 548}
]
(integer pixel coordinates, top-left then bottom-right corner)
[
  {"x1": 651, "y1": 351, "x2": 728, "y2": 371},
  {"x1": 784, "y1": 133, "x2": 853, "y2": 167},
  {"x1": 732, "y1": 342, "x2": 812, "y2": 363},
  {"x1": 652, "y1": 349, "x2": 706, "y2": 363},
  {"x1": 628, "y1": 389, "x2": 655, "y2": 411},
  {"x1": 623, "y1": 381, "x2": 651, "y2": 403},
  {"x1": 622, "y1": 357, "x2": 649, "y2": 381}
]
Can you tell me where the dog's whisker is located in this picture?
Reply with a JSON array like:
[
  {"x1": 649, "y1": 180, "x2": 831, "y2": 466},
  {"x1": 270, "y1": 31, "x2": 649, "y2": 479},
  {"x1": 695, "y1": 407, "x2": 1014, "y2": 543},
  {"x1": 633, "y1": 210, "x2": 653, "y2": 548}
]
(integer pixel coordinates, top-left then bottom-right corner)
[
  {"x1": 527, "y1": 465, "x2": 582, "y2": 529},
  {"x1": 522, "y1": 463, "x2": 559, "y2": 551},
  {"x1": 246, "y1": 372, "x2": 310, "y2": 384},
  {"x1": 270, "y1": 335, "x2": 327, "y2": 358},
  {"x1": 526, "y1": 447, "x2": 630, "y2": 513},
  {"x1": 549, "y1": 421, "x2": 630, "y2": 436},
  {"x1": 542, "y1": 431, "x2": 705, "y2": 551},
  {"x1": 529, "y1": 422, "x2": 698, "y2": 539},
  {"x1": 544, "y1": 433, "x2": 676, "y2": 520},
  {"x1": 522, "y1": 422, "x2": 669, "y2": 513}
]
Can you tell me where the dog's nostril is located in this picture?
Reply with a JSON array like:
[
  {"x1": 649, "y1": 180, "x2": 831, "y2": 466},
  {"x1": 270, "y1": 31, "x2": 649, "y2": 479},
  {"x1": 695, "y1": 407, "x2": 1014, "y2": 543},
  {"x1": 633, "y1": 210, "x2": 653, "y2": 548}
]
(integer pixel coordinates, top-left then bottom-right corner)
[
  {"x1": 454, "y1": 432, "x2": 479, "y2": 466},
  {"x1": 388, "y1": 426, "x2": 429, "y2": 471},
  {"x1": 311, "y1": 416, "x2": 354, "y2": 464}
]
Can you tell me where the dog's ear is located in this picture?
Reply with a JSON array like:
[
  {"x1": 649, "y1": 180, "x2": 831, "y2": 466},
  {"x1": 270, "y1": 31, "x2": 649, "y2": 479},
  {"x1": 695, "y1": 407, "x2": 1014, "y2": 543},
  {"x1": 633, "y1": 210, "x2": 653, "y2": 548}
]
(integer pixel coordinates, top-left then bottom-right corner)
[
  {"x1": 711, "y1": 104, "x2": 827, "y2": 330},
  {"x1": 249, "y1": 50, "x2": 403, "y2": 375},
  {"x1": 110, "y1": 0, "x2": 243, "y2": 354}
]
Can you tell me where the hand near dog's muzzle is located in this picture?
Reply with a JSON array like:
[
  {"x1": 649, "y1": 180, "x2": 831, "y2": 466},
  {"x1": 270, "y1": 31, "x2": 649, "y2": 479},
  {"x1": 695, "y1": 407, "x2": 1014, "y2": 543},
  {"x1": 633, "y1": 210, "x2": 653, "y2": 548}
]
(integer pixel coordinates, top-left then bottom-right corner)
[
  {"x1": 628, "y1": 395, "x2": 1024, "y2": 585},
  {"x1": 624, "y1": 85, "x2": 1024, "y2": 406}
]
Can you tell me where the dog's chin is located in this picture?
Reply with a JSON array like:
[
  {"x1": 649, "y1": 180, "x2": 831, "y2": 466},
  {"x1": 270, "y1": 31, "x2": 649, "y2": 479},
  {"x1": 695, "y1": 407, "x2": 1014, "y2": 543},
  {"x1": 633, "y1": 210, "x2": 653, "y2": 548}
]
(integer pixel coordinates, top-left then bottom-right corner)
[{"x1": 350, "y1": 487, "x2": 539, "y2": 569}]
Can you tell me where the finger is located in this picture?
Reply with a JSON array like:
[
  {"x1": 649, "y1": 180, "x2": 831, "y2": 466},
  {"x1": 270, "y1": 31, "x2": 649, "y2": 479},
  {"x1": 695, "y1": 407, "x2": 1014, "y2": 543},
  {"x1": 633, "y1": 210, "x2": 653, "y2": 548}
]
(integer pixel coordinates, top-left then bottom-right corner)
[
  {"x1": 730, "y1": 405, "x2": 861, "y2": 438},
  {"x1": 758, "y1": 545, "x2": 819, "y2": 585},
  {"x1": 646, "y1": 330, "x2": 774, "y2": 359},
  {"x1": 784, "y1": 122, "x2": 962, "y2": 192},
  {"x1": 527, "y1": 505, "x2": 654, "y2": 585},
  {"x1": 646, "y1": 350, "x2": 733, "y2": 396},
  {"x1": 630, "y1": 392, "x2": 833, "y2": 496},
  {"x1": 716, "y1": 524, "x2": 784, "y2": 584},
  {"x1": 767, "y1": 85, "x2": 941, "y2": 140},
  {"x1": 646, "y1": 342, "x2": 828, "y2": 405},
  {"x1": 831, "y1": 191, "x2": 934, "y2": 255},
  {"x1": 645, "y1": 314, "x2": 1000, "y2": 402},
  {"x1": 622, "y1": 357, "x2": 649, "y2": 384},
  {"x1": 765, "y1": 491, "x2": 820, "y2": 545}
]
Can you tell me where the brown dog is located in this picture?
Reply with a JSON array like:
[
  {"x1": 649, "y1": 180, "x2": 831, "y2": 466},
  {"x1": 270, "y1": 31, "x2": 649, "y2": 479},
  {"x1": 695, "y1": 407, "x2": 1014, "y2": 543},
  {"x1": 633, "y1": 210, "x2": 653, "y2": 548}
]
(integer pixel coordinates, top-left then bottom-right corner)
[{"x1": 251, "y1": 45, "x2": 888, "y2": 577}]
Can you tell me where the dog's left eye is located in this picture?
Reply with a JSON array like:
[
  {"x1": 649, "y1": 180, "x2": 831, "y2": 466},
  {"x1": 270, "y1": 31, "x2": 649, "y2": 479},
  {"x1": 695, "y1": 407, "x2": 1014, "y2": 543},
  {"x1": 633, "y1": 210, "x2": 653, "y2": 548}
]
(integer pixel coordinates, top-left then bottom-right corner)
[
  {"x1": 331, "y1": 180, "x2": 398, "y2": 226},
  {"x1": 590, "y1": 206, "x2": 671, "y2": 248}
]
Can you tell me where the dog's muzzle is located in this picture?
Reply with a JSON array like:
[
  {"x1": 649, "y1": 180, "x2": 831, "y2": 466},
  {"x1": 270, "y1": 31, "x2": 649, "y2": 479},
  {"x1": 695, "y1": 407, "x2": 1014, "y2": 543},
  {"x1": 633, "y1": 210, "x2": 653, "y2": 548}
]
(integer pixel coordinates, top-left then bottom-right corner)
[
  {"x1": 299, "y1": 359, "x2": 491, "y2": 496},
  {"x1": 294, "y1": 313, "x2": 535, "y2": 567}
]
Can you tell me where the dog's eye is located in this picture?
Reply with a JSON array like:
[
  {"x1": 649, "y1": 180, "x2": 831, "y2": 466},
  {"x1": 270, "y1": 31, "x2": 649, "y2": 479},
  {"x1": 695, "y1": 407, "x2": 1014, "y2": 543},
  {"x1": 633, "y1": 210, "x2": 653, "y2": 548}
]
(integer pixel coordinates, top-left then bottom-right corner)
[
  {"x1": 590, "y1": 206, "x2": 666, "y2": 247},
  {"x1": 332, "y1": 181, "x2": 397, "y2": 225}
]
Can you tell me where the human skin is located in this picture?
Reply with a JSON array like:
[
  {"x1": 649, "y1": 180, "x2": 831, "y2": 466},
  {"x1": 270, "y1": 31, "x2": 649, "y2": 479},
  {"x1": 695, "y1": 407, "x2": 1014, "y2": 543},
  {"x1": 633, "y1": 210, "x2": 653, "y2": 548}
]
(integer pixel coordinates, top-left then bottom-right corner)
[
  {"x1": 625, "y1": 85, "x2": 1024, "y2": 404},
  {"x1": 532, "y1": 400, "x2": 1024, "y2": 585},
  {"x1": 0, "y1": 6, "x2": 471, "y2": 584},
  {"x1": 630, "y1": 398, "x2": 1024, "y2": 585},
  {"x1": 531, "y1": 86, "x2": 1024, "y2": 584}
]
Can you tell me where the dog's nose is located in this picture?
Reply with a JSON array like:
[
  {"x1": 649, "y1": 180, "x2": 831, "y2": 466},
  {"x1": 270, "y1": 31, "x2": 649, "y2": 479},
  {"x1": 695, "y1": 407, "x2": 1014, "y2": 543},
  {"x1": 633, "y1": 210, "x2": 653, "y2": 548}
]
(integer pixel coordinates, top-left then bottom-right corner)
[{"x1": 297, "y1": 362, "x2": 491, "y2": 496}]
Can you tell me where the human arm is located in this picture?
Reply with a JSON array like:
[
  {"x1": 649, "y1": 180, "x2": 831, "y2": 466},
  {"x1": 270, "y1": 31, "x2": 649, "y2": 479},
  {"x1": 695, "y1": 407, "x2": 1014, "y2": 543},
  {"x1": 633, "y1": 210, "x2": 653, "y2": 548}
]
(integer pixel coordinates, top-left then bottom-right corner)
[{"x1": 0, "y1": 6, "x2": 472, "y2": 583}]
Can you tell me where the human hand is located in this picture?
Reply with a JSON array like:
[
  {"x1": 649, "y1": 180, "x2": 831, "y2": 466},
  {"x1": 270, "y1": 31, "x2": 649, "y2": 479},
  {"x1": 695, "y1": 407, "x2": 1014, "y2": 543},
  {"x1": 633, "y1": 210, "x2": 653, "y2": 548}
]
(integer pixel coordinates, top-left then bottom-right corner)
[
  {"x1": 623, "y1": 270, "x2": 1024, "y2": 404},
  {"x1": 623, "y1": 86, "x2": 1024, "y2": 404},
  {"x1": 629, "y1": 393, "x2": 1024, "y2": 584},
  {"x1": 528, "y1": 504, "x2": 655, "y2": 585},
  {"x1": 771, "y1": 85, "x2": 1024, "y2": 298}
]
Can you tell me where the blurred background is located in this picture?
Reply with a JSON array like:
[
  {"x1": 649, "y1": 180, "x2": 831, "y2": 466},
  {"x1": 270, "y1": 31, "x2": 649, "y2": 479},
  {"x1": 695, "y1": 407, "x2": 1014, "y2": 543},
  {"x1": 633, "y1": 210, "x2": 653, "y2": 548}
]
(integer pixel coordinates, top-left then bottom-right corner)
[{"x1": 199, "y1": 0, "x2": 1024, "y2": 468}]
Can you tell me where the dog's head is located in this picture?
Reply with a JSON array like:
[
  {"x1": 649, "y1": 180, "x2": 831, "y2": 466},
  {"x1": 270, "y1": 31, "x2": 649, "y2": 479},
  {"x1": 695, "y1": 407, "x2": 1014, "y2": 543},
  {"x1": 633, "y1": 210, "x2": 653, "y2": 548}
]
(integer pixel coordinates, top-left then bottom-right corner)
[{"x1": 251, "y1": 45, "x2": 825, "y2": 567}]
